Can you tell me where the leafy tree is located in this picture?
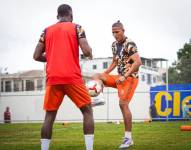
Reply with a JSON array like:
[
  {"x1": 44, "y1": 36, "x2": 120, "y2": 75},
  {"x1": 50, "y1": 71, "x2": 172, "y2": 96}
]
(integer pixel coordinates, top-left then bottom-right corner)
[
  {"x1": 168, "y1": 41, "x2": 191, "y2": 84},
  {"x1": 168, "y1": 66, "x2": 179, "y2": 84}
]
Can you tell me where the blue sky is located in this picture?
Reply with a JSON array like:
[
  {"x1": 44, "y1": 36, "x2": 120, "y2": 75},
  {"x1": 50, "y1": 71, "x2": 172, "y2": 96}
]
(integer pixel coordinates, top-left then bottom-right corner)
[{"x1": 0, "y1": 0, "x2": 191, "y2": 73}]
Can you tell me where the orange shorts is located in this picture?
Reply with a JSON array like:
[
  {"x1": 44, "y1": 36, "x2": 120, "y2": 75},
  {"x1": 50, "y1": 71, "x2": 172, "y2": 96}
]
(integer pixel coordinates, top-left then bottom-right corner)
[
  {"x1": 102, "y1": 73, "x2": 138, "y2": 101},
  {"x1": 44, "y1": 84, "x2": 91, "y2": 111}
]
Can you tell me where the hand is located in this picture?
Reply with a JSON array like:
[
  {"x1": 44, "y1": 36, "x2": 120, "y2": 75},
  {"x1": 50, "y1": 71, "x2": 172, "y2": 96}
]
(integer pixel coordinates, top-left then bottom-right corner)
[
  {"x1": 116, "y1": 76, "x2": 126, "y2": 84},
  {"x1": 86, "y1": 53, "x2": 93, "y2": 60},
  {"x1": 89, "y1": 54, "x2": 93, "y2": 60}
]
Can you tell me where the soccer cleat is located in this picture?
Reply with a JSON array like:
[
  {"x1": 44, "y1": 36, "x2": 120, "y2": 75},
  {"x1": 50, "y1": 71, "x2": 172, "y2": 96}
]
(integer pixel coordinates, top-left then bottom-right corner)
[
  {"x1": 91, "y1": 97, "x2": 105, "y2": 107},
  {"x1": 119, "y1": 137, "x2": 134, "y2": 149}
]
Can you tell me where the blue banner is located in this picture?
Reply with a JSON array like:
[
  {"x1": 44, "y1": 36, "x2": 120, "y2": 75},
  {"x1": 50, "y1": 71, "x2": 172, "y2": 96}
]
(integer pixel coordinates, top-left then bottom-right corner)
[{"x1": 150, "y1": 84, "x2": 191, "y2": 120}]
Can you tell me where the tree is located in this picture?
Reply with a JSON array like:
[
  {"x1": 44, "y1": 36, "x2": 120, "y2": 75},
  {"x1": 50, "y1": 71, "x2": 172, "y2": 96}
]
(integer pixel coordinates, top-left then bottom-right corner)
[
  {"x1": 168, "y1": 66, "x2": 179, "y2": 84},
  {"x1": 176, "y1": 42, "x2": 191, "y2": 83},
  {"x1": 168, "y1": 41, "x2": 191, "y2": 84}
]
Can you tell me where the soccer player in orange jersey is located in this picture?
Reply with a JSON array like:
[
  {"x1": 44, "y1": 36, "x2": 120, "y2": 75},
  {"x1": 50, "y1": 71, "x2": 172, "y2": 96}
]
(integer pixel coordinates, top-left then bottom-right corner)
[
  {"x1": 93, "y1": 21, "x2": 142, "y2": 149},
  {"x1": 34, "y1": 4, "x2": 94, "y2": 150}
]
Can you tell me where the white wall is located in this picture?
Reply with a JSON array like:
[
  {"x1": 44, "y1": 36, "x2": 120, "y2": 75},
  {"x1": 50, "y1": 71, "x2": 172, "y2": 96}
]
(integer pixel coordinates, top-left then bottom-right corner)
[
  {"x1": 0, "y1": 57, "x2": 163, "y2": 123},
  {"x1": 0, "y1": 82, "x2": 150, "y2": 123}
]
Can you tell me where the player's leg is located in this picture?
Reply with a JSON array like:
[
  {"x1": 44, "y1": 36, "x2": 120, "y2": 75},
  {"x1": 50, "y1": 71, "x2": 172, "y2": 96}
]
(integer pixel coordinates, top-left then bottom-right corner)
[
  {"x1": 120, "y1": 101, "x2": 132, "y2": 132},
  {"x1": 80, "y1": 104, "x2": 94, "y2": 150},
  {"x1": 118, "y1": 77, "x2": 138, "y2": 149},
  {"x1": 91, "y1": 73, "x2": 118, "y2": 106},
  {"x1": 64, "y1": 84, "x2": 94, "y2": 150},
  {"x1": 41, "y1": 85, "x2": 65, "y2": 150},
  {"x1": 92, "y1": 73, "x2": 106, "y2": 85},
  {"x1": 119, "y1": 100, "x2": 134, "y2": 149},
  {"x1": 41, "y1": 111, "x2": 57, "y2": 150},
  {"x1": 80, "y1": 104, "x2": 94, "y2": 134}
]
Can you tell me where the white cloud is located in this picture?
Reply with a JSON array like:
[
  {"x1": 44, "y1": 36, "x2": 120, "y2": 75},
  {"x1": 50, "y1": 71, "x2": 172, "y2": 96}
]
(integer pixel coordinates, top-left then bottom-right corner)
[{"x1": 0, "y1": 0, "x2": 191, "y2": 73}]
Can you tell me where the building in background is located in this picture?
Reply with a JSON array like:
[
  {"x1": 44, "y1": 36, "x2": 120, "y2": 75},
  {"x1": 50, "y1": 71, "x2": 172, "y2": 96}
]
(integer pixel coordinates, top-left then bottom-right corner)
[
  {"x1": 80, "y1": 56, "x2": 167, "y2": 87},
  {"x1": 0, "y1": 57, "x2": 167, "y2": 93},
  {"x1": 0, "y1": 70, "x2": 45, "y2": 93}
]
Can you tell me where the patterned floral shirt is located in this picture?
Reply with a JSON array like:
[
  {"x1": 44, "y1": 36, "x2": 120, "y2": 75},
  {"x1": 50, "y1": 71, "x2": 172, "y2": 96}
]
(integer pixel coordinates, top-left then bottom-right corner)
[{"x1": 112, "y1": 37, "x2": 139, "y2": 78}]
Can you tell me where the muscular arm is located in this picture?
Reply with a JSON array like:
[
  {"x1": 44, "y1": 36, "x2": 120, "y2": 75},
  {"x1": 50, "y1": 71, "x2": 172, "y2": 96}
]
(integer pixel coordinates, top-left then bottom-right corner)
[
  {"x1": 79, "y1": 38, "x2": 93, "y2": 59},
  {"x1": 124, "y1": 53, "x2": 142, "y2": 77},
  {"x1": 104, "y1": 55, "x2": 117, "y2": 74},
  {"x1": 33, "y1": 42, "x2": 46, "y2": 62}
]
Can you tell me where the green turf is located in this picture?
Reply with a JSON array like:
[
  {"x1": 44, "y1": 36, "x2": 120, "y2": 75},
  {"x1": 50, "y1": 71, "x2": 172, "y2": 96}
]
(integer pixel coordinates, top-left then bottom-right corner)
[{"x1": 0, "y1": 121, "x2": 191, "y2": 150}]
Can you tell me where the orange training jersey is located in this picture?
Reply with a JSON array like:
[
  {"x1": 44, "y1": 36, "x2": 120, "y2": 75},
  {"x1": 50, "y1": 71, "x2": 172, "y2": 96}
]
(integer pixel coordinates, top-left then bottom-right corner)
[{"x1": 40, "y1": 22, "x2": 86, "y2": 85}]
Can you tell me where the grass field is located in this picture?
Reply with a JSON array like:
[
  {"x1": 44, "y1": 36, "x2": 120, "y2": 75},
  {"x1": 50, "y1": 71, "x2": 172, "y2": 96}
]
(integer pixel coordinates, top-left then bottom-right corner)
[{"x1": 0, "y1": 121, "x2": 191, "y2": 150}]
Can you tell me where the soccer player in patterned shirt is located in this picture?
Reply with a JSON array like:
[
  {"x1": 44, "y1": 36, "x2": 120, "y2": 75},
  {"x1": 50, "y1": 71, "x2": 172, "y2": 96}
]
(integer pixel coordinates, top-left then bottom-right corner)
[
  {"x1": 93, "y1": 20, "x2": 142, "y2": 149},
  {"x1": 33, "y1": 4, "x2": 94, "y2": 150}
]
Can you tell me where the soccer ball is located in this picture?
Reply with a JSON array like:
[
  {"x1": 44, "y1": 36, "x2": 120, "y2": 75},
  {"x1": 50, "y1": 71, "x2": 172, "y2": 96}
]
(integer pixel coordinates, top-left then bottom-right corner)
[{"x1": 86, "y1": 80, "x2": 102, "y2": 97}]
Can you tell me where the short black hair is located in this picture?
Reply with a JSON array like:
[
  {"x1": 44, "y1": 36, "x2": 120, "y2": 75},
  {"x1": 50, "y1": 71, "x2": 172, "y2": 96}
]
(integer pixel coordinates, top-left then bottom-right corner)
[
  {"x1": 57, "y1": 4, "x2": 72, "y2": 17},
  {"x1": 112, "y1": 20, "x2": 124, "y2": 29}
]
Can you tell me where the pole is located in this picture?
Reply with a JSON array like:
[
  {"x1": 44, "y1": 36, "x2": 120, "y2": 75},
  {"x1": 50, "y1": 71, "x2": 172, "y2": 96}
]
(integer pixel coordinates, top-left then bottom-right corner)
[
  {"x1": 0, "y1": 67, "x2": 2, "y2": 97},
  {"x1": 166, "y1": 60, "x2": 169, "y2": 121},
  {"x1": 106, "y1": 88, "x2": 109, "y2": 122}
]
